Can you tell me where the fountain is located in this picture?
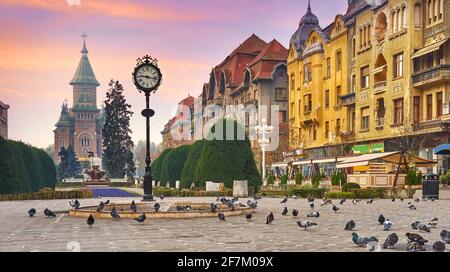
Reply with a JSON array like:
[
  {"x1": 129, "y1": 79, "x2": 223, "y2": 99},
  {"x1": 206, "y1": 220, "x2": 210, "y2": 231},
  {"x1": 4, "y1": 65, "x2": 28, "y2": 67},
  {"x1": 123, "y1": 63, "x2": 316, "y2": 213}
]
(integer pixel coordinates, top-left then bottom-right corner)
[{"x1": 84, "y1": 158, "x2": 109, "y2": 187}]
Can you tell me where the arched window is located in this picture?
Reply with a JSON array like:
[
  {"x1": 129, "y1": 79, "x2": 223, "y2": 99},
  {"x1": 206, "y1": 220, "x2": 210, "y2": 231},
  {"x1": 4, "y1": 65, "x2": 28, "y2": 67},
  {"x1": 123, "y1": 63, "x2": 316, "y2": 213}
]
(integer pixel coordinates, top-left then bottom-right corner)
[
  {"x1": 414, "y1": 4, "x2": 421, "y2": 27},
  {"x1": 363, "y1": 26, "x2": 367, "y2": 46},
  {"x1": 402, "y1": 6, "x2": 407, "y2": 29},
  {"x1": 367, "y1": 25, "x2": 371, "y2": 45},
  {"x1": 428, "y1": 0, "x2": 433, "y2": 23},
  {"x1": 359, "y1": 28, "x2": 363, "y2": 48},
  {"x1": 396, "y1": 9, "x2": 400, "y2": 31},
  {"x1": 439, "y1": 0, "x2": 443, "y2": 19},
  {"x1": 392, "y1": 11, "x2": 396, "y2": 32},
  {"x1": 352, "y1": 38, "x2": 356, "y2": 57},
  {"x1": 435, "y1": 0, "x2": 439, "y2": 21}
]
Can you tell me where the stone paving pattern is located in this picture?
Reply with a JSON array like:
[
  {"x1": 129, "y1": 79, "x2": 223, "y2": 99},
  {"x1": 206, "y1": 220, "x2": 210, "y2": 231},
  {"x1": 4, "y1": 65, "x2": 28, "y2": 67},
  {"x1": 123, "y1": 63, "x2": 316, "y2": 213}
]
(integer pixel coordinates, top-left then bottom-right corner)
[{"x1": 1, "y1": 189, "x2": 449, "y2": 252}]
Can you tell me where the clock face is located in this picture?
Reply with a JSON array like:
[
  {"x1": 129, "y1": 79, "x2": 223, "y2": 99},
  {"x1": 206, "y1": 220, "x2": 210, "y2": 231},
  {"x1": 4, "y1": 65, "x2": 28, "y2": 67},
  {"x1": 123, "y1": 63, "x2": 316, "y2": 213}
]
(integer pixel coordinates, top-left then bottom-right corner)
[{"x1": 134, "y1": 63, "x2": 161, "y2": 91}]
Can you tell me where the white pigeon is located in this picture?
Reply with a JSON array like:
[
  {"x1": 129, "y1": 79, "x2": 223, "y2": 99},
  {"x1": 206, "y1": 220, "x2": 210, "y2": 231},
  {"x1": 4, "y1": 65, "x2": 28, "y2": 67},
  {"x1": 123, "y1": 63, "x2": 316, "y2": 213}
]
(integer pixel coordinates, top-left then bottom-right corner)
[{"x1": 383, "y1": 219, "x2": 393, "y2": 231}]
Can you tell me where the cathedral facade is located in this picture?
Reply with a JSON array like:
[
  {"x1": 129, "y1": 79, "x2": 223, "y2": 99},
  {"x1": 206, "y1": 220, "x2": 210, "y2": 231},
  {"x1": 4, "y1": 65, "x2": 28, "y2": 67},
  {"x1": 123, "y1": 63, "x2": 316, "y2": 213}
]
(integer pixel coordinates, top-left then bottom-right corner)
[{"x1": 54, "y1": 37, "x2": 104, "y2": 165}]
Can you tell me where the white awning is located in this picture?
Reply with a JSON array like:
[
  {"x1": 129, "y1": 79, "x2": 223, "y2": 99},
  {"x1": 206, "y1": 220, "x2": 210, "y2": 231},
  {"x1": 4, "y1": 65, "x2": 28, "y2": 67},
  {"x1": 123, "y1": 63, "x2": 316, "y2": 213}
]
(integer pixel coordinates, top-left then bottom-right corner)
[
  {"x1": 271, "y1": 162, "x2": 288, "y2": 168},
  {"x1": 312, "y1": 157, "x2": 345, "y2": 164},
  {"x1": 412, "y1": 39, "x2": 448, "y2": 59},
  {"x1": 291, "y1": 160, "x2": 313, "y2": 166},
  {"x1": 335, "y1": 151, "x2": 437, "y2": 168}
]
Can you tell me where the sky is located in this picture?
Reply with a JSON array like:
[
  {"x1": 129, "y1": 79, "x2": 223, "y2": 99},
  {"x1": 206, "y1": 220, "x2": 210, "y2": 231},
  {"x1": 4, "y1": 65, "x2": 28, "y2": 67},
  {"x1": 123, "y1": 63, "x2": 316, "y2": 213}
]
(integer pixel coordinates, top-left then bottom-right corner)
[{"x1": 0, "y1": 0, "x2": 348, "y2": 148}]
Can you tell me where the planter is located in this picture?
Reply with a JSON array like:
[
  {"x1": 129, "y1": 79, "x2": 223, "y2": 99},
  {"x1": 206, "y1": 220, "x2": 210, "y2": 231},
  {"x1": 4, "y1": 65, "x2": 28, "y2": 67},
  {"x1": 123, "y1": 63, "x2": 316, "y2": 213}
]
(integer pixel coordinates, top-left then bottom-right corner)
[{"x1": 412, "y1": 185, "x2": 422, "y2": 190}]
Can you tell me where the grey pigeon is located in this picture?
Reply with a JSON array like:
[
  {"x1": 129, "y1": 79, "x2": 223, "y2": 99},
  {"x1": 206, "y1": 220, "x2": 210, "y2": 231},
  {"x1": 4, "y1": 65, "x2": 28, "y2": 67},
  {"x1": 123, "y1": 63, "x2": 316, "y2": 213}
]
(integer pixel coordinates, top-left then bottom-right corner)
[
  {"x1": 378, "y1": 214, "x2": 385, "y2": 225},
  {"x1": 253, "y1": 194, "x2": 262, "y2": 200},
  {"x1": 292, "y1": 209, "x2": 299, "y2": 217},
  {"x1": 297, "y1": 220, "x2": 317, "y2": 230},
  {"x1": 406, "y1": 232, "x2": 428, "y2": 244},
  {"x1": 44, "y1": 208, "x2": 56, "y2": 218},
  {"x1": 307, "y1": 211, "x2": 320, "y2": 217},
  {"x1": 392, "y1": 198, "x2": 395, "y2": 202},
  {"x1": 382, "y1": 233, "x2": 398, "y2": 249},
  {"x1": 440, "y1": 230, "x2": 450, "y2": 244},
  {"x1": 332, "y1": 205, "x2": 339, "y2": 213},
  {"x1": 154, "y1": 203, "x2": 161, "y2": 212},
  {"x1": 383, "y1": 219, "x2": 392, "y2": 231},
  {"x1": 344, "y1": 220, "x2": 356, "y2": 231},
  {"x1": 310, "y1": 203, "x2": 315, "y2": 210},
  {"x1": 417, "y1": 222, "x2": 431, "y2": 232},
  {"x1": 433, "y1": 241, "x2": 446, "y2": 252},
  {"x1": 339, "y1": 198, "x2": 346, "y2": 205},
  {"x1": 104, "y1": 200, "x2": 110, "y2": 205},
  {"x1": 411, "y1": 221, "x2": 421, "y2": 230},
  {"x1": 159, "y1": 194, "x2": 165, "y2": 200},
  {"x1": 110, "y1": 207, "x2": 120, "y2": 220},
  {"x1": 28, "y1": 208, "x2": 36, "y2": 217},
  {"x1": 130, "y1": 200, "x2": 137, "y2": 213},
  {"x1": 415, "y1": 198, "x2": 420, "y2": 202},
  {"x1": 280, "y1": 197, "x2": 288, "y2": 204},
  {"x1": 247, "y1": 200, "x2": 257, "y2": 209},
  {"x1": 87, "y1": 214, "x2": 95, "y2": 227},
  {"x1": 400, "y1": 198, "x2": 404, "y2": 202},
  {"x1": 407, "y1": 202, "x2": 417, "y2": 210},
  {"x1": 266, "y1": 212, "x2": 274, "y2": 224},
  {"x1": 218, "y1": 213, "x2": 225, "y2": 221},
  {"x1": 406, "y1": 241, "x2": 426, "y2": 252},
  {"x1": 428, "y1": 217, "x2": 438, "y2": 228},
  {"x1": 134, "y1": 214, "x2": 146, "y2": 224},
  {"x1": 69, "y1": 199, "x2": 80, "y2": 210},
  {"x1": 352, "y1": 233, "x2": 378, "y2": 247},
  {"x1": 210, "y1": 203, "x2": 218, "y2": 212},
  {"x1": 96, "y1": 201, "x2": 105, "y2": 212},
  {"x1": 282, "y1": 207, "x2": 288, "y2": 216},
  {"x1": 245, "y1": 213, "x2": 252, "y2": 221},
  {"x1": 366, "y1": 199, "x2": 373, "y2": 204}
]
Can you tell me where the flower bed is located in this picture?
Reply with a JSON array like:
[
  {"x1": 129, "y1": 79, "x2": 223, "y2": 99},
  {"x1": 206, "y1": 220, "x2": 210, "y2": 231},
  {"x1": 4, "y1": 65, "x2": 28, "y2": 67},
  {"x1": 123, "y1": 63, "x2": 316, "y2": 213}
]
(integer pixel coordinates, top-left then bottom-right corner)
[{"x1": 0, "y1": 188, "x2": 92, "y2": 201}]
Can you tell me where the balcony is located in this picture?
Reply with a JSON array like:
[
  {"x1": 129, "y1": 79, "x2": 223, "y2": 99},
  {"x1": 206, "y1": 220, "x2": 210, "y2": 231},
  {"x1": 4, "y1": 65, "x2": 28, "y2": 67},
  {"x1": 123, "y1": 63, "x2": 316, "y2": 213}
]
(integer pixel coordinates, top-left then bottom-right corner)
[
  {"x1": 244, "y1": 99, "x2": 258, "y2": 106},
  {"x1": 412, "y1": 64, "x2": 450, "y2": 88},
  {"x1": 340, "y1": 92, "x2": 356, "y2": 107},
  {"x1": 373, "y1": 81, "x2": 387, "y2": 94},
  {"x1": 412, "y1": 118, "x2": 450, "y2": 132},
  {"x1": 340, "y1": 131, "x2": 355, "y2": 142},
  {"x1": 375, "y1": 118, "x2": 385, "y2": 129}
]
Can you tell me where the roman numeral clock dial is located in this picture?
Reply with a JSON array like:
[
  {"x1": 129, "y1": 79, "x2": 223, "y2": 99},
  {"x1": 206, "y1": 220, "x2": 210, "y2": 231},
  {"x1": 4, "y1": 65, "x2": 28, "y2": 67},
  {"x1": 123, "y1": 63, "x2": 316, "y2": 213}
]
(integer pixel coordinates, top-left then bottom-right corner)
[{"x1": 133, "y1": 61, "x2": 162, "y2": 93}]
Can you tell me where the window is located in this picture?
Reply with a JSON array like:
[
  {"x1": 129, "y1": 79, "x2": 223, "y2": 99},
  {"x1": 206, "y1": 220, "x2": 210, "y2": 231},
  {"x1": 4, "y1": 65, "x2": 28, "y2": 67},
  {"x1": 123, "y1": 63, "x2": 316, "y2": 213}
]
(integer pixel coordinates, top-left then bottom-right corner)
[
  {"x1": 304, "y1": 64, "x2": 312, "y2": 82},
  {"x1": 352, "y1": 38, "x2": 356, "y2": 58},
  {"x1": 435, "y1": 0, "x2": 439, "y2": 21},
  {"x1": 336, "y1": 86, "x2": 341, "y2": 105},
  {"x1": 376, "y1": 98, "x2": 386, "y2": 120},
  {"x1": 361, "y1": 107, "x2": 370, "y2": 131},
  {"x1": 359, "y1": 28, "x2": 363, "y2": 48},
  {"x1": 275, "y1": 88, "x2": 287, "y2": 100},
  {"x1": 352, "y1": 75, "x2": 356, "y2": 93},
  {"x1": 336, "y1": 51, "x2": 342, "y2": 71},
  {"x1": 326, "y1": 58, "x2": 331, "y2": 78},
  {"x1": 367, "y1": 25, "x2": 371, "y2": 45},
  {"x1": 402, "y1": 6, "x2": 407, "y2": 29},
  {"x1": 336, "y1": 119, "x2": 341, "y2": 135},
  {"x1": 277, "y1": 111, "x2": 287, "y2": 123},
  {"x1": 290, "y1": 74, "x2": 295, "y2": 90},
  {"x1": 313, "y1": 127, "x2": 317, "y2": 141},
  {"x1": 81, "y1": 137, "x2": 90, "y2": 147},
  {"x1": 427, "y1": 94, "x2": 433, "y2": 120},
  {"x1": 440, "y1": 0, "x2": 444, "y2": 19},
  {"x1": 61, "y1": 140, "x2": 65, "y2": 148},
  {"x1": 414, "y1": 4, "x2": 421, "y2": 27},
  {"x1": 325, "y1": 90, "x2": 330, "y2": 108},
  {"x1": 304, "y1": 94, "x2": 312, "y2": 113},
  {"x1": 428, "y1": 1, "x2": 433, "y2": 24},
  {"x1": 437, "y1": 92, "x2": 443, "y2": 117},
  {"x1": 391, "y1": 12, "x2": 396, "y2": 32},
  {"x1": 361, "y1": 66, "x2": 369, "y2": 89},
  {"x1": 325, "y1": 121, "x2": 330, "y2": 139},
  {"x1": 290, "y1": 102, "x2": 295, "y2": 116},
  {"x1": 393, "y1": 52, "x2": 404, "y2": 78},
  {"x1": 394, "y1": 98, "x2": 404, "y2": 125},
  {"x1": 413, "y1": 96, "x2": 421, "y2": 122}
]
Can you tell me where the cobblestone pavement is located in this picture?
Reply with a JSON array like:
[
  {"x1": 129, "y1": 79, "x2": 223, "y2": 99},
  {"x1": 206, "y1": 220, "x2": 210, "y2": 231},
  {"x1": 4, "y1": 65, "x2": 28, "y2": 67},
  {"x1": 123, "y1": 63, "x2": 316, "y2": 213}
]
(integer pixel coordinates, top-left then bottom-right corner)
[{"x1": 1, "y1": 190, "x2": 449, "y2": 252}]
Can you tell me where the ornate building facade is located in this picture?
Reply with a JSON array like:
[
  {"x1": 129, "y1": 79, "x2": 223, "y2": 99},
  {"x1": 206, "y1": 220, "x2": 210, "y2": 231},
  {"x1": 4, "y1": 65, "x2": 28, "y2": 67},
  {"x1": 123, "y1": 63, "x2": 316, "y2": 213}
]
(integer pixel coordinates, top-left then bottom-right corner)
[
  {"x1": 54, "y1": 37, "x2": 104, "y2": 165},
  {"x1": 0, "y1": 101, "x2": 9, "y2": 139}
]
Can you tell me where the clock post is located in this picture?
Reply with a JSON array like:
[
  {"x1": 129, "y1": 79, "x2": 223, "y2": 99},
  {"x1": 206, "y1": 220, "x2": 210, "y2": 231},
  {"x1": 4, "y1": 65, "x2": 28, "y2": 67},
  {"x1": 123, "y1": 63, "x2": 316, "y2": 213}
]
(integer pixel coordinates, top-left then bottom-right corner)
[{"x1": 132, "y1": 55, "x2": 162, "y2": 202}]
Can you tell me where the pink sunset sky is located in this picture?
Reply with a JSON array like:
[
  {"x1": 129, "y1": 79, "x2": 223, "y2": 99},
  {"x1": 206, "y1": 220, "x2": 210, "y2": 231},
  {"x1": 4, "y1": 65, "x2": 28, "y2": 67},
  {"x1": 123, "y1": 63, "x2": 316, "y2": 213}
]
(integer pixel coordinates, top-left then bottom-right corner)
[{"x1": 0, "y1": 0, "x2": 348, "y2": 148}]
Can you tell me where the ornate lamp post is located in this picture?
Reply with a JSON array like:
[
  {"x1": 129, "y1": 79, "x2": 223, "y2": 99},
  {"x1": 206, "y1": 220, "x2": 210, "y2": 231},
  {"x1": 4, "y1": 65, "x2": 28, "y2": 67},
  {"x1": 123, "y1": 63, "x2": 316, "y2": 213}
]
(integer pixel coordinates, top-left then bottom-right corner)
[
  {"x1": 132, "y1": 55, "x2": 162, "y2": 201},
  {"x1": 255, "y1": 118, "x2": 273, "y2": 180}
]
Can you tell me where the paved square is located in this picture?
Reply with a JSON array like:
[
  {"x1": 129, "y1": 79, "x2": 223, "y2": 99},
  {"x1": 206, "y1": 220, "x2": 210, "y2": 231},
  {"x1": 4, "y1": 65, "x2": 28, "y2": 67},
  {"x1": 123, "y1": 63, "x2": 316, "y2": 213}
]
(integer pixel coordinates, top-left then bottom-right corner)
[{"x1": 0, "y1": 190, "x2": 449, "y2": 252}]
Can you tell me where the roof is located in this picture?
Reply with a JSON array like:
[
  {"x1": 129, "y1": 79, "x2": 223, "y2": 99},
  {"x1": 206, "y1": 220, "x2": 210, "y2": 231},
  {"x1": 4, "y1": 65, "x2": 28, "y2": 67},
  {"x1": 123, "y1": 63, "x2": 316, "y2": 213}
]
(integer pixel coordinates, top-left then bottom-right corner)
[
  {"x1": 336, "y1": 152, "x2": 437, "y2": 168},
  {"x1": 55, "y1": 102, "x2": 74, "y2": 127},
  {"x1": 289, "y1": 1, "x2": 322, "y2": 53},
  {"x1": 70, "y1": 39, "x2": 100, "y2": 86},
  {"x1": 178, "y1": 95, "x2": 195, "y2": 107},
  {"x1": 248, "y1": 39, "x2": 288, "y2": 80}
]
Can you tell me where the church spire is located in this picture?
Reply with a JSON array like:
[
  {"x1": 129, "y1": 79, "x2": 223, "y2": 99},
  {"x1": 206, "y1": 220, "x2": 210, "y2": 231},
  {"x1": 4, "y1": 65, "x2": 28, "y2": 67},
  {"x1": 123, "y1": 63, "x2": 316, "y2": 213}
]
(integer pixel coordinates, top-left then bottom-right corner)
[
  {"x1": 70, "y1": 33, "x2": 100, "y2": 86},
  {"x1": 307, "y1": 0, "x2": 311, "y2": 13}
]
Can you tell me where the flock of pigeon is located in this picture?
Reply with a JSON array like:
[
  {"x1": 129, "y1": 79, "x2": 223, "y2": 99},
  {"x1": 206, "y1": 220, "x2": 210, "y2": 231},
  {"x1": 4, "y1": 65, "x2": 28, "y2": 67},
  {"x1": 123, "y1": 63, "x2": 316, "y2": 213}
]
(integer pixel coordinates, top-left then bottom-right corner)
[{"x1": 26, "y1": 193, "x2": 450, "y2": 252}]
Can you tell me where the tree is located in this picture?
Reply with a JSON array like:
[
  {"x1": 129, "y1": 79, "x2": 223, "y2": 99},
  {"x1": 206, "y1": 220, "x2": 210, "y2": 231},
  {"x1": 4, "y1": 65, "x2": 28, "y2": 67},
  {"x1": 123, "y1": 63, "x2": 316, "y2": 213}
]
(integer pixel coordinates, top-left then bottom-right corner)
[
  {"x1": 180, "y1": 140, "x2": 206, "y2": 188},
  {"x1": 102, "y1": 80, "x2": 135, "y2": 178},
  {"x1": 44, "y1": 144, "x2": 55, "y2": 160},
  {"x1": 152, "y1": 148, "x2": 173, "y2": 181},
  {"x1": 160, "y1": 145, "x2": 191, "y2": 187},
  {"x1": 0, "y1": 138, "x2": 23, "y2": 194},
  {"x1": 66, "y1": 145, "x2": 81, "y2": 178},
  {"x1": 133, "y1": 140, "x2": 161, "y2": 178},
  {"x1": 57, "y1": 146, "x2": 68, "y2": 180}
]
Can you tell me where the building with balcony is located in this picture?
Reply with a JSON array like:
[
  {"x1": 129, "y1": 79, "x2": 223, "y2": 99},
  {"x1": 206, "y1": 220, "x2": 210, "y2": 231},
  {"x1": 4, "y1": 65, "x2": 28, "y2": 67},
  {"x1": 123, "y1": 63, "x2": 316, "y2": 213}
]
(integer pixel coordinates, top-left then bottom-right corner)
[{"x1": 0, "y1": 101, "x2": 9, "y2": 139}]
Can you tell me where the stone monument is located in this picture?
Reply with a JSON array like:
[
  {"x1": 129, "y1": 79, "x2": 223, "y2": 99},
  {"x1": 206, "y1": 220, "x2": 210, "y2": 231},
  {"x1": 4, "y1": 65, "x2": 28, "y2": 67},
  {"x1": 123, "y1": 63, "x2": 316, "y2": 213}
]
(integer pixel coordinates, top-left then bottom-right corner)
[{"x1": 233, "y1": 180, "x2": 248, "y2": 197}]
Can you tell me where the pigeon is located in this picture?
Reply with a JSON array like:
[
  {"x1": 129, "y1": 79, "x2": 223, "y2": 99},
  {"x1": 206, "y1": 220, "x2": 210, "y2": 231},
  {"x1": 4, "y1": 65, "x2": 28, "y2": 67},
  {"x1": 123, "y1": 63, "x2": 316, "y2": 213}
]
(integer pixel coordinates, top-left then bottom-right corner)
[
  {"x1": 44, "y1": 208, "x2": 56, "y2": 218},
  {"x1": 96, "y1": 201, "x2": 105, "y2": 212},
  {"x1": 104, "y1": 200, "x2": 110, "y2": 205},
  {"x1": 292, "y1": 209, "x2": 299, "y2": 217},
  {"x1": 344, "y1": 220, "x2": 356, "y2": 231},
  {"x1": 110, "y1": 207, "x2": 120, "y2": 220},
  {"x1": 392, "y1": 198, "x2": 396, "y2": 202},
  {"x1": 440, "y1": 230, "x2": 450, "y2": 244},
  {"x1": 133, "y1": 214, "x2": 146, "y2": 224},
  {"x1": 218, "y1": 213, "x2": 225, "y2": 221},
  {"x1": 428, "y1": 217, "x2": 438, "y2": 228},
  {"x1": 406, "y1": 241, "x2": 426, "y2": 252},
  {"x1": 266, "y1": 212, "x2": 274, "y2": 224},
  {"x1": 87, "y1": 214, "x2": 95, "y2": 227},
  {"x1": 245, "y1": 213, "x2": 252, "y2": 221},
  {"x1": 247, "y1": 200, "x2": 257, "y2": 209},
  {"x1": 296, "y1": 220, "x2": 317, "y2": 230},
  {"x1": 307, "y1": 211, "x2": 320, "y2": 217},
  {"x1": 411, "y1": 221, "x2": 421, "y2": 230},
  {"x1": 310, "y1": 203, "x2": 315, "y2": 210},
  {"x1": 159, "y1": 194, "x2": 165, "y2": 200},
  {"x1": 415, "y1": 198, "x2": 420, "y2": 202},
  {"x1": 407, "y1": 202, "x2": 417, "y2": 210},
  {"x1": 253, "y1": 194, "x2": 262, "y2": 200},
  {"x1": 417, "y1": 222, "x2": 431, "y2": 232},
  {"x1": 339, "y1": 198, "x2": 346, "y2": 205},
  {"x1": 352, "y1": 233, "x2": 378, "y2": 247},
  {"x1": 383, "y1": 219, "x2": 392, "y2": 231},
  {"x1": 280, "y1": 197, "x2": 288, "y2": 204},
  {"x1": 366, "y1": 199, "x2": 373, "y2": 204},
  {"x1": 307, "y1": 197, "x2": 314, "y2": 203},
  {"x1": 282, "y1": 207, "x2": 288, "y2": 216},
  {"x1": 433, "y1": 241, "x2": 446, "y2": 252},
  {"x1": 378, "y1": 214, "x2": 386, "y2": 225},
  {"x1": 154, "y1": 203, "x2": 161, "y2": 212},
  {"x1": 69, "y1": 199, "x2": 80, "y2": 210},
  {"x1": 215, "y1": 192, "x2": 221, "y2": 202},
  {"x1": 28, "y1": 208, "x2": 36, "y2": 217},
  {"x1": 332, "y1": 205, "x2": 339, "y2": 213},
  {"x1": 130, "y1": 200, "x2": 137, "y2": 213},
  {"x1": 400, "y1": 198, "x2": 404, "y2": 202},
  {"x1": 352, "y1": 199, "x2": 360, "y2": 205},
  {"x1": 406, "y1": 232, "x2": 428, "y2": 244},
  {"x1": 382, "y1": 233, "x2": 399, "y2": 249},
  {"x1": 210, "y1": 203, "x2": 218, "y2": 212}
]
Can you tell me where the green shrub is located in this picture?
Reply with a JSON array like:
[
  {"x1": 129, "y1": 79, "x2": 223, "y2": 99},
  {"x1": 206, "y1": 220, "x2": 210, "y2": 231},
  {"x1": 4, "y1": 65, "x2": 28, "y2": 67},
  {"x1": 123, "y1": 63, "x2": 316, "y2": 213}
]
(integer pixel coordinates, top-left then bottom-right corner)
[
  {"x1": 0, "y1": 188, "x2": 92, "y2": 201},
  {"x1": 416, "y1": 171, "x2": 423, "y2": 185},
  {"x1": 342, "y1": 182, "x2": 361, "y2": 192},
  {"x1": 267, "y1": 175, "x2": 275, "y2": 185},
  {"x1": 351, "y1": 188, "x2": 383, "y2": 199},
  {"x1": 280, "y1": 175, "x2": 288, "y2": 185},
  {"x1": 295, "y1": 173, "x2": 303, "y2": 185},
  {"x1": 311, "y1": 173, "x2": 324, "y2": 188},
  {"x1": 180, "y1": 140, "x2": 206, "y2": 188},
  {"x1": 326, "y1": 191, "x2": 354, "y2": 199},
  {"x1": 331, "y1": 171, "x2": 346, "y2": 186},
  {"x1": 289, "y1": 188, "x2": 327, "y2": 198},
  {"x1": 152, "y1": 148, "x2": 173, "y2": 181},
  {"x1": 160, "y1": 145, "x2": 191, "y2": 187}
]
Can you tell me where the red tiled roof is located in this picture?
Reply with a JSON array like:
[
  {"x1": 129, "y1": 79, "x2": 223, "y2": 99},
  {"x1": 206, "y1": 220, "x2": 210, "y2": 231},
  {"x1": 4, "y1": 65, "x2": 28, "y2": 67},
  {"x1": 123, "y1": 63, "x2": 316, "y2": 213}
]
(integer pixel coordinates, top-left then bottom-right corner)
[
  {"x1": 178, "y1": 95, "x2": 194, "y2": 107},
  {"x1": 248, "y1": 39, "x2": 288, "y2": 79}
]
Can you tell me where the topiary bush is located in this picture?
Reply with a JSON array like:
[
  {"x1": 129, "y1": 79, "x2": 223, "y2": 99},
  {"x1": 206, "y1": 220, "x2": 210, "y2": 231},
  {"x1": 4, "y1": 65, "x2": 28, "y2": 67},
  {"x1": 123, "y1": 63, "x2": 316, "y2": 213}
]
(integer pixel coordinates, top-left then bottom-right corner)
[
  {"x1": 342, "y1": 182, "x2": 361, "y2": 192},
  {"x1": 326, "y1": 191, "x2": 354, "y2": 199},
  {"x1": 289, "y1": 188, "x2": 327, "y2": 198},
  {"x1": 351, "y1": 188, "x2": 384, "y2": 199},
  {"x1": 152, "y1": 148, "x2": 173, "y2": 181},
  {"x1": 160, "y1": 145, "x2": 191, "y2": 187},
  {"x1": 180, "y1": 140, "x2": 206, "y2": 188}
]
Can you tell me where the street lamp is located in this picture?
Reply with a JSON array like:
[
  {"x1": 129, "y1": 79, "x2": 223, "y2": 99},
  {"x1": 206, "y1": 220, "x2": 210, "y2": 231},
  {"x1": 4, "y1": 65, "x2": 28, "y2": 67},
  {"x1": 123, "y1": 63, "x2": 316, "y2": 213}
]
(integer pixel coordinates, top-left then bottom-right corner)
[
  {"x1": 132, "y1": 55, "x2": 162, "y2": 201},
  {"x1": 255, "y1": 118, "x2": 273, "y2": 180}
]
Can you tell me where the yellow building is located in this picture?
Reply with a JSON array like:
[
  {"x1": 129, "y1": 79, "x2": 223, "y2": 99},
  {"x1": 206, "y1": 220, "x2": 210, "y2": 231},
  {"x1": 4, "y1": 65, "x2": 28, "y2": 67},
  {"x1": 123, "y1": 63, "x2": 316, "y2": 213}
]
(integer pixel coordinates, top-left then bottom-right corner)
[{"x1": 288, "y1": 0, "x2": 449, "y2": 172}]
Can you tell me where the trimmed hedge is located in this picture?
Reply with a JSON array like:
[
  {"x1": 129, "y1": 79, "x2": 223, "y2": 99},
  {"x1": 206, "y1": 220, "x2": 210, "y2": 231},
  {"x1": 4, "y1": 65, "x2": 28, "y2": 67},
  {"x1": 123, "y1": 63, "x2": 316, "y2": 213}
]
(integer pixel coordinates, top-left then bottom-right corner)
[
  {"x1": 180, "y1": 140, "x2": 206, "y2": 188},
  {"x1": 152, "y1": 187, "x2": 233, "y2": 197},
  {"x1": 160, "y1": 145, "x2": 191, "y2": 187},
  {"x1": 0, "y1": 138, "x2": 57, "y2": 194},
  {"x1": 342, "y1": 182, "x2": 361, "y2": 192},
  {"x1": 152, "y1": 148, "x2": 173, "y2": 181},
  {"x1": 0, "y1": 188, "x2": 92, "y2": 201},
  {"x1": 289, "y1": 188, "x2": 327, "y2": 198},
  {"x1": 326, "y1": 192, "x2": 354, "y2": 199},
  {"x1": 351, "y1": 188, "x2": 385, "y2": 199}
]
